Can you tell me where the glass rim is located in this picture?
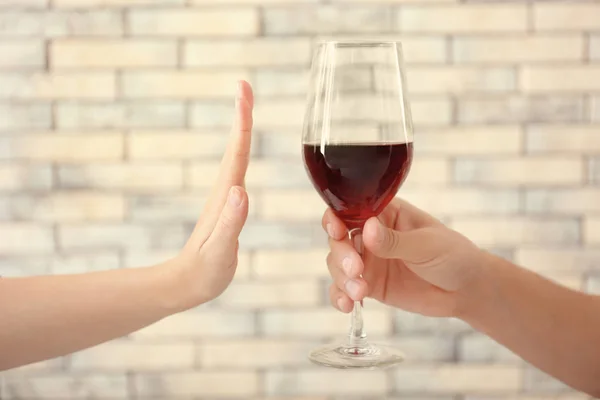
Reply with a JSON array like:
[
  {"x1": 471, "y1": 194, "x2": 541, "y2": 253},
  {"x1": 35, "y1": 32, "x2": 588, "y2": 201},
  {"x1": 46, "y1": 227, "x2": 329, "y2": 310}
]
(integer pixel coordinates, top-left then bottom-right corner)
[{"x1": 316, "y1": 39, "x2": 404, "y2": 48}]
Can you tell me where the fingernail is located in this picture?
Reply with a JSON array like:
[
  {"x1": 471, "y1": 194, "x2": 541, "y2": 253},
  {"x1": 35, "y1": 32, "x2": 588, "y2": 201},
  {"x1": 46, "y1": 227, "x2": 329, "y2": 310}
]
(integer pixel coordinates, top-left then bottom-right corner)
[
  {"x1": 336, "y1": 297, "x2": 345, "y2": 311},
  {"x1": 342, "y1": 257, "x2": 353, "y2": 276},
  {"x1": 228, "y1": 187, "x2": 243, "y2": 208},
  {"x1": 345, "y1": 279, "x2": 360, "y2": 300},
  {"x1": 237, "y1": 81, "x2": 243, "y2": 98},
  {"x1": 326, "y1": 223, "x2": 335, "y2": 238}
]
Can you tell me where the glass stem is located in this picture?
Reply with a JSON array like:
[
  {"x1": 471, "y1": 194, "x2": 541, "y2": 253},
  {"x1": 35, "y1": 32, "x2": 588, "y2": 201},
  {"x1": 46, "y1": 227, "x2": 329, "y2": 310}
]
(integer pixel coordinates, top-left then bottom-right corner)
[{"x1": 348, "y1": 227, "x2": 368, "y2": 348}]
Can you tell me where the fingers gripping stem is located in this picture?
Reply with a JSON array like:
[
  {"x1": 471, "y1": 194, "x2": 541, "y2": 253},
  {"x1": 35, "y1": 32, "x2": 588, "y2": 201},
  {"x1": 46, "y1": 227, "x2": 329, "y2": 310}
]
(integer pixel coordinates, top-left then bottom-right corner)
[{"x1": 348, "y1": 228, "x2": 367, "y2": 348}]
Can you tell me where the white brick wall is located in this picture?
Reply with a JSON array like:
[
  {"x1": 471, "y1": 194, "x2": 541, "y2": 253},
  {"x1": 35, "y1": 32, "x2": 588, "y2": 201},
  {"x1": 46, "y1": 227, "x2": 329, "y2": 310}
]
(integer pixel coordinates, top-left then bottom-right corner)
[
  {"x1": 266, "y1": 370, "x2": 388, "y2": 396},
  {"x1": 52, "y1": 39, "x2": 178, "y2": 68},
  {"x1": 0, "y1": 41, "x2": 45, "y2": 68},
  {"x1": 70, "y1": 342, "x2": 196, "y2": 370},
  {"x1": 134, "y1": 371, "x2": 260, "y2": 397},
  {"x1": 1, "y1": 1, "x2": 598, "y2": 399},
  {"x1": 393, "y1": 365, "x2": 521, "y2": 394}
]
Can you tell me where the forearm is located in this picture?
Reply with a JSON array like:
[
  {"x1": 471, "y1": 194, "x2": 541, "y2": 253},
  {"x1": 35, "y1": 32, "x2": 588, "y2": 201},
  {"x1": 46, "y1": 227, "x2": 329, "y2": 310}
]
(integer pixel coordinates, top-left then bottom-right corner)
[
  {"x1": 0, "y1": 263, "x2": 181, "y2": 371},
  {"x1": 461, "y1": 252, "x2": 600, "y2": 397}
]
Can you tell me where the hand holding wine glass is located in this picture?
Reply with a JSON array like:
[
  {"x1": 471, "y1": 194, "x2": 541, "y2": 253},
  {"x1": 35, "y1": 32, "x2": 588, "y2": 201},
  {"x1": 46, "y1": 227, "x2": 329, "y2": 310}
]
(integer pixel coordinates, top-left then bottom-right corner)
[
  {"x1": 323, "y1": 189, "x2": 600, "y2": 399},
  {"x1": 302, "y1": 42, "x2": 600, "y2": 396},
  {"x1": 323, "y1": 198, "x2": 486, "y2": 318}
]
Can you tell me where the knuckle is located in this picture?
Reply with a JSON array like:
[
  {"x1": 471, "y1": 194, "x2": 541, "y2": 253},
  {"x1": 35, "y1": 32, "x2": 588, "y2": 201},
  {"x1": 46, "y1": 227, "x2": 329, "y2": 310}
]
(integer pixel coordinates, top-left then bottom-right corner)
[
  {"x1": 328, "y1": 237, "x2": 337, "y2": 249},
  {"x1": 218, "y1": 211, "x2": 236, "y2": 232},
  {"x1": 326, "y1": 252, "x2": 334, "y2": 267},
  {"x1": 328, "y1": 285, "x2": 339, "y2": 306},
  {"x1": 389, "y1": 231, "x2": 401, "y2": 254},
  {"x1": 328, "y1": 284, "x2": 336, "y2": 298},
  {"x1": 324, "y1": 208, "x2": 335, "y2": 223},
  {"x1": 379, "y1": 228, "x2": 400, "y2": 255},
  {"x1": 235, "y1": 145, "x2": 251, "y2": 160},
  {"x1": 322, "y1": 213, "x2": 331, "y2": 232}
]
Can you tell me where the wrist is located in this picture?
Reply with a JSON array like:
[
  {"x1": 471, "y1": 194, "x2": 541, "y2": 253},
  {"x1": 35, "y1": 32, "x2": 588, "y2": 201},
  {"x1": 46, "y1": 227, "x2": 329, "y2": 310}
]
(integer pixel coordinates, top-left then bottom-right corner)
[
  {"x1": 454, "y1": 249, "x2": 502, "y2": 324},
  {"x1": 159, "y1": 253, "x2": 221, "y2": 313},
  {"x1": 147, "y1": 258, "x2": 194, "y2": 316}
]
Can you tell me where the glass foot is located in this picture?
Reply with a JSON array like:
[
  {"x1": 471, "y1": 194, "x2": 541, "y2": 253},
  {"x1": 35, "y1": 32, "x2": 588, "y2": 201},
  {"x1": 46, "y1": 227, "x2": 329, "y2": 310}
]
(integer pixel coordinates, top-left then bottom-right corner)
[{"x1": 309, "y1": 342, "x2": 404, "y2": 369}]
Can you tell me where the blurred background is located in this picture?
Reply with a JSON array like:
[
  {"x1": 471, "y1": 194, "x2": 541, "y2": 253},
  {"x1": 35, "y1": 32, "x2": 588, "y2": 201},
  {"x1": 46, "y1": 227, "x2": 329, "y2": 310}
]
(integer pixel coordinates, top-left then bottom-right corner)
[{"x1": 0, "y1": 0, "x2": 599, "y2": 399}]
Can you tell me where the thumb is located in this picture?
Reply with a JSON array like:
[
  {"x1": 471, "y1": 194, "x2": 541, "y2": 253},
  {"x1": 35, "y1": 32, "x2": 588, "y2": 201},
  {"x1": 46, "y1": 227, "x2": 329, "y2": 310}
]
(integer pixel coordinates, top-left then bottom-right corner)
[
  {"x1": 362, "y1": 217, "x2": 448, "y2": 265},
  {"x1": 203, "y1": 186, "x2": 249, "y2": 257}
]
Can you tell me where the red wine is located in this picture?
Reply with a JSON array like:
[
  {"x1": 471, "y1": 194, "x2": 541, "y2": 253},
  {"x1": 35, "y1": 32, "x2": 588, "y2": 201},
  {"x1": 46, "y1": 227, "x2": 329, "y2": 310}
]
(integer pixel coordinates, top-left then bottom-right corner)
[{"x1": 303, "y1": 142, "x2": 413, "y2": 229}]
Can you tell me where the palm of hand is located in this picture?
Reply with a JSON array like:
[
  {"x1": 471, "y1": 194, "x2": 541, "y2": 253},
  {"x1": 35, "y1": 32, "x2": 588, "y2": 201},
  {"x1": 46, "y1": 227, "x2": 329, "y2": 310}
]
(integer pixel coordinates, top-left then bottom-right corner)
[{"x1": 172, "y1": 81, "x2": 254, "y2": 310}]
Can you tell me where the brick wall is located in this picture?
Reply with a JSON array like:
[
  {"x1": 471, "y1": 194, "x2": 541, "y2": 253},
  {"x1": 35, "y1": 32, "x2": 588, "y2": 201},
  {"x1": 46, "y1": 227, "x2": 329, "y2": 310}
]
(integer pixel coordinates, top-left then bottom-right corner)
[{"x1": 0, "y1": 0, "x2": 599, "y2": 399}]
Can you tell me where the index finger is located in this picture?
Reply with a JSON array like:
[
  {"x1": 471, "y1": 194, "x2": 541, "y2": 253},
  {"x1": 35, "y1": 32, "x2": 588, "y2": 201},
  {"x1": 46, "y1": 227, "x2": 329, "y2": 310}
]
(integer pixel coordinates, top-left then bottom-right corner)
[
  {"x1": 322, "y1": 208, "x2": 348, "y2": 241},
  {"x1": 187, "y1": 81, "x2": 254, "y2": 246},
  {"x1": 203, "y1": 81, "x2": 254, "y2": 214},
  {"x1": 216, "y1": 80, "x2": 254, "y2": 191}
]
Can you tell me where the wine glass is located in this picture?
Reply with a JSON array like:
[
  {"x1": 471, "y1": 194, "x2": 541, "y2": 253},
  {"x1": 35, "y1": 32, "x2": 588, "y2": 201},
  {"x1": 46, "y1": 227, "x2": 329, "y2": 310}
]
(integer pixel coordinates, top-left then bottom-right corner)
[{"x1": 301, "y1": 40, "x2": 414, "y2": 369}]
